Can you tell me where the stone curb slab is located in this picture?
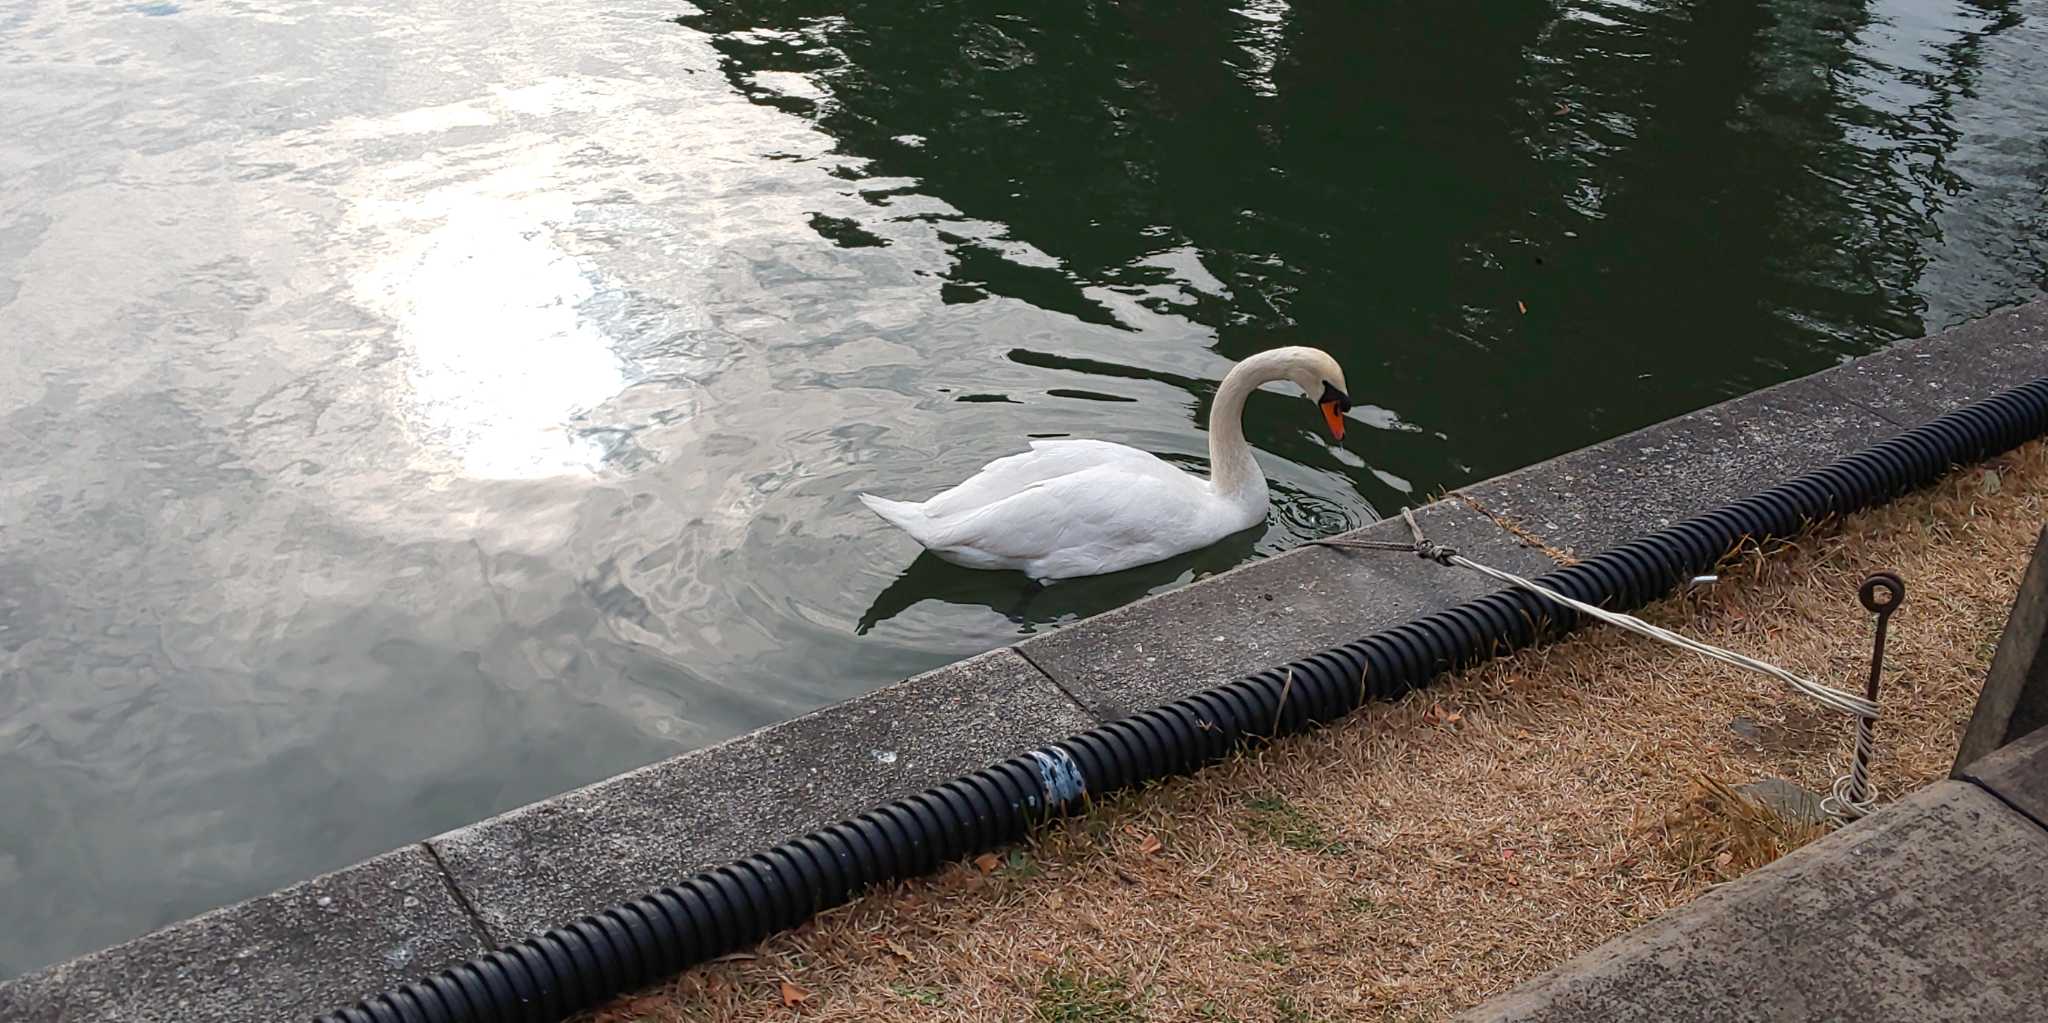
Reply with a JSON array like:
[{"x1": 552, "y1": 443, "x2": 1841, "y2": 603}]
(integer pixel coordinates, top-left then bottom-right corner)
[
  {"x1": 1457, "y1": 372, "x2": 1900, "y2": 560},
  {"x1": 1462, "y1": 298, "x2": 2048, "y2": 560},
  {"x1": 1821, "y1": 299, "x2": 2048, "y2": 425},
  {"x1": 1457, "y1": 781, "x2": 2048, "y2": 1023},
  {"x1": 0, "y1": 846, "x2": 484, "y2": 1023},
  {"x1": 428, "y1": 647, "x2": 1092, "y2": 945}
]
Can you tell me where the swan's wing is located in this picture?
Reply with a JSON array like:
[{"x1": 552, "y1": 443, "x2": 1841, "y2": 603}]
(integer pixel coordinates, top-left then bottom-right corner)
[
  {"x1": 1025, "y1": 438, "x2": 1183, "y2": 470},
  {"x1": 921, "y1": 464, "x2": 1212, "y2": 569},
  {"x1": 920, "y1": 439, "x2": 1184, "y2": 519}
]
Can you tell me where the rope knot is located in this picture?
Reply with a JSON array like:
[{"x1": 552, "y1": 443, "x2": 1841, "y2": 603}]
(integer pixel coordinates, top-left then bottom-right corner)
[{"x1": 1415, "y1": 540, "x2": 1458, "y2": 565}]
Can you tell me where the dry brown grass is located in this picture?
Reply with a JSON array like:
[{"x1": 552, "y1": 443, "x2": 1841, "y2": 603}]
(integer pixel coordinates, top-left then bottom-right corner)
[{"x1": 592, "y1": 441, "x2": 2048, "y2": 1023}]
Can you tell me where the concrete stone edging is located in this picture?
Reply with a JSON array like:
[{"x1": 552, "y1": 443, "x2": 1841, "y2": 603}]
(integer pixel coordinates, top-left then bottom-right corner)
[{"x1": 4, "y1": 298, "x2": 2045, "y2": 1022}]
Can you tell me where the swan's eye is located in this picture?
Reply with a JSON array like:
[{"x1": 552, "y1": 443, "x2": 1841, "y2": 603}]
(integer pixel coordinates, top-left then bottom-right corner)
[{"x1": 1318, "y1": 382, "x2": 1352, "y2": 412}]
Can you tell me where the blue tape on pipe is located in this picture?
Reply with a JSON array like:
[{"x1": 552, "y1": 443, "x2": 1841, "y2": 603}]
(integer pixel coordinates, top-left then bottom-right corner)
[{"x1": 1028, "y1": 746, "x2": 1086, "y2": 808}]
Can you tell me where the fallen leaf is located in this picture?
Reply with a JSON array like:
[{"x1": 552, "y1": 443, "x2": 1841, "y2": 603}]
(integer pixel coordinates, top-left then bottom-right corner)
[
  {"x1": 883, "y1": 939, "x2": 916, "y2": 962},
  {"x1": 1517, "y1": 299, "x2": 1527, "y2": 314},
  {"x1": 780, "y1": 980, "x2": 810, "y2": 1008},
  {"x1": 1513, "y1": 728, "x2": 1532, "y2": 740},
  {"x1": 1138, "y1": 834, "x2": 1164, "y2": 856},
  {"x1": 1714, "y1": 851, "x2": 1734, "y2": 868},
  {"x1": 1502, "y1": 848, "x2": 1517, "y2": 861},
  {"x1": 1425, "y1": 704, "x2": 1463, "y2": 726},
  {"x1": 973, "y1": 852, "x2": 1001, "y2": 874},
  {"x1": 1983, "y1": 469, "x2": 2003, "y2": 495}
]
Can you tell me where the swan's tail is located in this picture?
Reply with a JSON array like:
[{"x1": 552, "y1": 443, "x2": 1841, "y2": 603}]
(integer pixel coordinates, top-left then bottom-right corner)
[{"x1": 858, "y1": 493, "x2": 933, "y2": 540}]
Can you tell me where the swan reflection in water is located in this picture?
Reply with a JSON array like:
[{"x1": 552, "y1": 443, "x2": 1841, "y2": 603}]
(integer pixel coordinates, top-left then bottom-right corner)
[{"x1": 855, "y1": 528, "x2": 1264, "y2": 635}]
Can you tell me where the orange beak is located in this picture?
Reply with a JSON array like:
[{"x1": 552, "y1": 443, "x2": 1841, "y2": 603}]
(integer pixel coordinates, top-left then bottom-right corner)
[{"x1": 1320, "y1": 400, "x2": 1346, "y2": 442}]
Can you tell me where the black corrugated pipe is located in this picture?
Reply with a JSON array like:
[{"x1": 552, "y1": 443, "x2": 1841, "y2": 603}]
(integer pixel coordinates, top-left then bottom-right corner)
[{"x1": 316, "y1": 377, "x2": 2048, "y2": 1023}]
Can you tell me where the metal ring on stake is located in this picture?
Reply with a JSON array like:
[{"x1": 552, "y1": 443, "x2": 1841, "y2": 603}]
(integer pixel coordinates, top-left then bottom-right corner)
[
  {"x1": 1859, "y1": 572, "x2": 1905, "y2": 615},
  {"x1": 1826, "y1": 571, "x2": 1904, "y2": 821}
]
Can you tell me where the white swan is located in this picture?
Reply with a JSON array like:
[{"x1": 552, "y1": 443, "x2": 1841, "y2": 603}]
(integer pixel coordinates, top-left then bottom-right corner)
[{"x1": 858, "y1": 346, "x2": 1352, "y2": 580}]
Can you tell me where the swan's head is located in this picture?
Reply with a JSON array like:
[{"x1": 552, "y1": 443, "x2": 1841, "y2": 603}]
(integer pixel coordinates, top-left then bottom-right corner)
[{"x1": 1275, "y1": 346, "x2": 1352, "y2": 442}]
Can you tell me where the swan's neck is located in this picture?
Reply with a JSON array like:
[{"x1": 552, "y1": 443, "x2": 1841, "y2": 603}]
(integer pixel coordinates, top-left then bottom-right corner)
[{"x1": 1207, "y1": 351, "x2": 1288, "y2": 498}]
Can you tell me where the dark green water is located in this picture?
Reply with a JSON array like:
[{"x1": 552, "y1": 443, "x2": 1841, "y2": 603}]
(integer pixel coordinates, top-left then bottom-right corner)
[
  {"x1": 1, "y1": 0, "x2": 2044, "y2": 978},
  {"x1": 693, "y1": 0, "x2": 2042, "y2": 460}
]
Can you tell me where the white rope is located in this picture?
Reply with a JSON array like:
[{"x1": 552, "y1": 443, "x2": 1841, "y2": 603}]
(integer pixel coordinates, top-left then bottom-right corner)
[
  {"x1": 1441, "y1": 553, "x2": 1880, "y2": 720},
  {"x1": 1449, "y1": 550, "x2": 1883, "y2": 822},
  {"x1": 1316, "y1": 509, "x2": 1884, "y2": 824},
  {"x1": 1821, "y1": 720, "x2": 1878, "y2": 821}
]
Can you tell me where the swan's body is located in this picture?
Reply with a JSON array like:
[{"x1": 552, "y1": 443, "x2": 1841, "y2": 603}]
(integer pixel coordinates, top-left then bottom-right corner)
[{"x1": 859, "y1": 347, "x2": 1351, "y2": 580}]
